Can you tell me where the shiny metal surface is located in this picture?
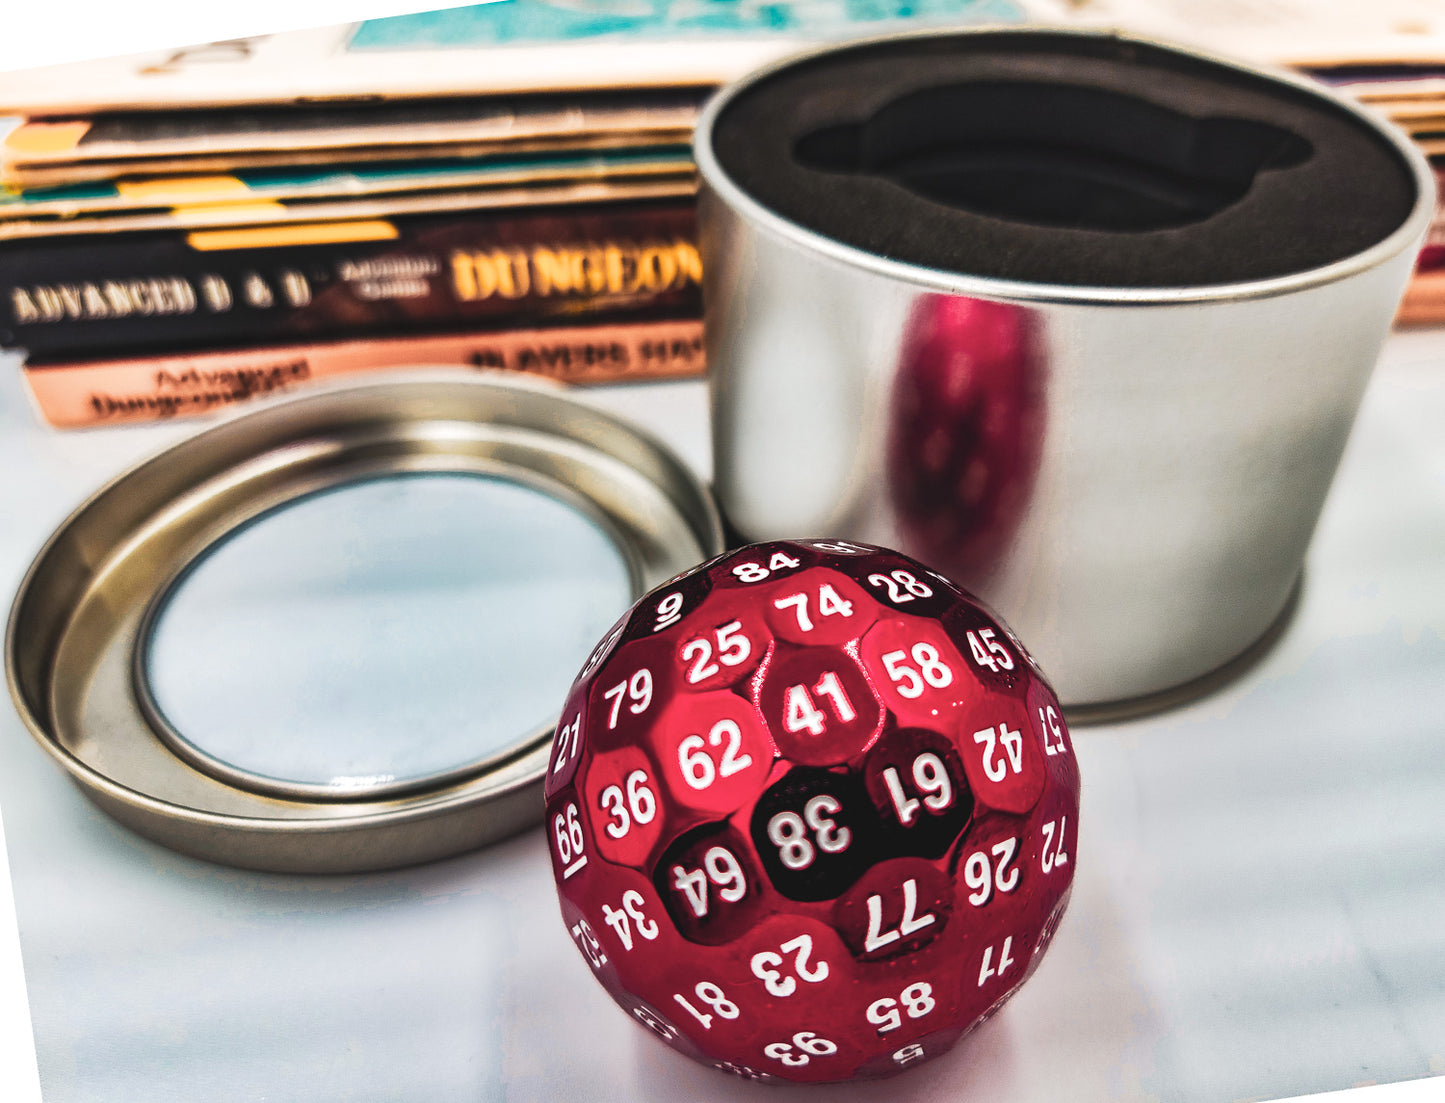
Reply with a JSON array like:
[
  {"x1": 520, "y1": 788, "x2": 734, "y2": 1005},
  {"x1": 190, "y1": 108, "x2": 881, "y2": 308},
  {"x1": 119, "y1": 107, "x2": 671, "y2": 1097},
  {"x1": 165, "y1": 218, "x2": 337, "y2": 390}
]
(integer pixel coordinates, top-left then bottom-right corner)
[
  {"x1": 5, "y1": 372, "x2": 722, "y2": 872},
  {"x1": 695, "y1": 28, "x2": 1434, "y2": 708}
]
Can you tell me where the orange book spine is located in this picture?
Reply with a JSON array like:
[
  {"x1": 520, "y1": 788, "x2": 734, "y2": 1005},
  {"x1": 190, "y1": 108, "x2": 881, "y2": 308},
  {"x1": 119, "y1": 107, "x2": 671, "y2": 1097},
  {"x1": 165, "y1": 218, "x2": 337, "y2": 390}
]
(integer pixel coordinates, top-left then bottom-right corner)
[
  {"x1": 1396, "y1": 268, "x2": 1445, "y2": 326},
  {"x1": 24, "y1": 317, "x2": 704, "y2": 428}
]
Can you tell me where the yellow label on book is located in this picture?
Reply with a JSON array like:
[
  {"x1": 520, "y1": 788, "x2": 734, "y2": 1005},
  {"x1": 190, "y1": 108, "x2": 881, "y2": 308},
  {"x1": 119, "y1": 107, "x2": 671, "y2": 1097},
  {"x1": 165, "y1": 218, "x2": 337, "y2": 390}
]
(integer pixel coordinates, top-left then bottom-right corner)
[
  {"x1": 116, "y1": 175, "x2": 251, "y2": 201},
  {"x1": 5, "y1": 121, "x2": 89, "y2": 156},
  {"x1": 170, "y1": 199, "x2": 289, "y2": 226},
  {"x1": 186, "y1": 221, "x2": 400, "y2": 251}
]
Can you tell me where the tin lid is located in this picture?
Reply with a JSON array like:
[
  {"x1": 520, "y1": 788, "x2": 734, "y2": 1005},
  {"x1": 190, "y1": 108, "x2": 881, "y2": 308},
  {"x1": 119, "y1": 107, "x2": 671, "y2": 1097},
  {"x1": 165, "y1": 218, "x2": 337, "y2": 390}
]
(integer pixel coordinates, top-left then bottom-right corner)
[{"x1": 6, "y1": 373, "x2": 722, "y2": 873}]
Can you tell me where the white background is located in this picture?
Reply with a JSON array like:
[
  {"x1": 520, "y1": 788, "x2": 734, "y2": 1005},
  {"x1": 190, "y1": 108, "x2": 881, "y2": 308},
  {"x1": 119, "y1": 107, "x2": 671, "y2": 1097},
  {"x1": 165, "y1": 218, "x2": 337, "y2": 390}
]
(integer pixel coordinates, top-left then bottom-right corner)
[{"x1": 1, "y1": 4, "x2": 1444, "y2": 1102}]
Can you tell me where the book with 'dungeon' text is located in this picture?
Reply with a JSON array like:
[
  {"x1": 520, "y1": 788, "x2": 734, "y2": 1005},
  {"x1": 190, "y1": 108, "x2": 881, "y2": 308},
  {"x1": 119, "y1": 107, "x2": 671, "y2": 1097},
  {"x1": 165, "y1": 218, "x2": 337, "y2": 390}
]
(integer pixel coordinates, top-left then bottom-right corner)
[
  {"x1": 23, "y1": 316, "x2": 706, "y2": 428},
  {"x1": 2, "y1": 198, "x2": 702, "y2": 361}
]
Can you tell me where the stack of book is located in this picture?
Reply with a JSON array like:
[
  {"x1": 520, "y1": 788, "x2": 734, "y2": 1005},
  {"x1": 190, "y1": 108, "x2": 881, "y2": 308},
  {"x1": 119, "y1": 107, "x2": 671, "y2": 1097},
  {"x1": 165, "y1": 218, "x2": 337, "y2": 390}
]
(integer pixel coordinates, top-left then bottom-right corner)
[
  {"x1": 0, "y1": 0, "x2": 1038, "y2": 429},
  {"x1": 4, "y1": 0, "x2": 1445, "y2": 430},
  {"x1": 1306, "y1": 65, "x2": 1445, "y2": 324},
  {"x1": 2, "y1": 95, "x2": 708, "y2": 429}
]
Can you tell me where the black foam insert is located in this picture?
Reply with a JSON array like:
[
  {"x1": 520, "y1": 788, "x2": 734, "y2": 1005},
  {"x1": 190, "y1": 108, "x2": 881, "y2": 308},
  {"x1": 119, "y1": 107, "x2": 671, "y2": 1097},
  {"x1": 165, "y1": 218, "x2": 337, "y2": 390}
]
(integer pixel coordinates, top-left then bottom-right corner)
[{"x1": 709, "y1": 33, "x2": 1417, "y2": 287}]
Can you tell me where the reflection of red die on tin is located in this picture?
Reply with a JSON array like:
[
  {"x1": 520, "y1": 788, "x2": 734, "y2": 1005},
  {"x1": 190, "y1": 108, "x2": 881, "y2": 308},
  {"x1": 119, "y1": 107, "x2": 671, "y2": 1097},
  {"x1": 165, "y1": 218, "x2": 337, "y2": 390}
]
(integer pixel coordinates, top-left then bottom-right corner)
[
  {"x1": 545, "y1": 541, "x2": 1081, "y2": 1083},
  {"x1": 886, "y1": 296, "x2": 1047, "y2": 586}
]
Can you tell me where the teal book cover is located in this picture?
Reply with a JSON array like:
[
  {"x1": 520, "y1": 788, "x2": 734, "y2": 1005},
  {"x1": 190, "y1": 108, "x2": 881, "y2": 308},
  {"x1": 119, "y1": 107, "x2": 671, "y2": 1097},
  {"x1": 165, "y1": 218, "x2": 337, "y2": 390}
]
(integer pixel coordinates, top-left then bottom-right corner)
[{"x1": 350, "y1": 0, "x2": 1028, "y2": 50}]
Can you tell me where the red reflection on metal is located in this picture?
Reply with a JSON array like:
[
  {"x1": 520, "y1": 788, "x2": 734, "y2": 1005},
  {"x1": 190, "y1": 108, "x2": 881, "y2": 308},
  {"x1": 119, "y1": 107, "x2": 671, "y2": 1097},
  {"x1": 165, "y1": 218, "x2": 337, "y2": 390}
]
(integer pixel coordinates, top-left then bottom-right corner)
[{"x1": 887, "y1": 296, "x2": 1047, "y2": 587}]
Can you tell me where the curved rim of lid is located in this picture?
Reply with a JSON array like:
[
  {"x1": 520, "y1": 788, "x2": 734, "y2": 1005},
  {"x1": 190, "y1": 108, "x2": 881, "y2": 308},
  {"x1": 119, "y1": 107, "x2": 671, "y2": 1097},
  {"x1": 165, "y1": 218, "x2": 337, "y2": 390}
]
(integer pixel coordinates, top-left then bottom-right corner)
[
  {"x1": 693, "y1": 24, "x2": 1437, "y2": 307},
  {"x1": 5, "y1": 370, "x2": 723, "y2": 871},
  {"x1": 132, "y1": 463, "x2": 643, "y2": 804}
]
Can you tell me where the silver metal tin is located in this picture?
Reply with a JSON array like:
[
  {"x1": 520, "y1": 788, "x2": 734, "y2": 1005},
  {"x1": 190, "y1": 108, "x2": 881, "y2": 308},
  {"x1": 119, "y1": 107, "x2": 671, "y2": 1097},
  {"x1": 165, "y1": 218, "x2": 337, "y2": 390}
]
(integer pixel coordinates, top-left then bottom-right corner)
[
  {"x1": 695, "y1": 28, "x2": 1434, "y2": 710},
  {"x1": 6, "y1": 373, "x2": 722, "y2": 872}
]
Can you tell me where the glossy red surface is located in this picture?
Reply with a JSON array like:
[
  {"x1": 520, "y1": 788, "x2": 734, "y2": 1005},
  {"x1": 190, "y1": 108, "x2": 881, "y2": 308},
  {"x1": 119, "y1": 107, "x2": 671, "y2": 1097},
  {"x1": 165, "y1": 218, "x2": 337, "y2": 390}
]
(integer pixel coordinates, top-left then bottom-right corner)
[
  {"x1": 544, "y1": 541, "x2": 1080, "y2": 1083},
  {"x1": 887, "y1": 296, "x2": 1047, "y2": 589}
]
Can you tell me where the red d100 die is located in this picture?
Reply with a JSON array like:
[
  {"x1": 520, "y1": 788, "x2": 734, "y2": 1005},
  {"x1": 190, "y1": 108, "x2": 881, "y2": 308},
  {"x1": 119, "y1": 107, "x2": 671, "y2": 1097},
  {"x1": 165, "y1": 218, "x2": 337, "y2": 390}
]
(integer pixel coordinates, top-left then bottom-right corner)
[{"x1": 544, "y1": 541, "x2": 1080, "y2": 1083}]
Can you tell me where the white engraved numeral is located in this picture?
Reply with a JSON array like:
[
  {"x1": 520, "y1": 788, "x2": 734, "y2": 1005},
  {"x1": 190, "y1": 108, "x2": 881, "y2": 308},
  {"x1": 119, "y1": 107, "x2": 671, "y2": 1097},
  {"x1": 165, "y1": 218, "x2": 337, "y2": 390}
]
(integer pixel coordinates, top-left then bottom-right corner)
[
  {"x1": 809, "y1": 540, "x2": 869, "y2": 554},
  {"x1": 600, "y1": 889, "x2": 659, "y2": 951},
  {"x1": 602, "y1": 669, "x2": 653, "y2": 728},
  {"x1": 631, "y1": 1005, "x2": 676, "y2": 1040},
  {"x1": 783, "y1": 672, "x2": 855, "y2": 737},
  {"x1": 764, "y1": 1031, "x2": 837, "y2": 1067},
  {"x1": 1040, "y1": 817, "x2": 1070, "y2": 874},
  {"x1": 973, "y1": 722, "x2": 1024, "y2": 782},
  {"x1": 552, "y1": 802, "x2": 587, "y2": 879},
  {"x1": 880, "y1": 642, "x2": 953, "y2": 699},
  {"x1": 678, "y1": 719, "x2": 753, "y2": 790},
  {"x1": 867, "y1": 569, "x2": 934, "y2": 603},
  {"x1": 569, "y1": 917, "x2": 606, "y2": 970},
  {"x1": 1039, "y1": 704, "x2": 1069, "y2": 756},
  {"x1": 865, "y1": 981, "x2": 936, "y2": 1034},
  {"x1": 967, "y1": 627, "x2": 1015, "y2": 673},
  {"x1": 598, "y1": 769, "x2": 658, "y2": 840},
  {"x1": 733, "y1": 551, "x2": 801, "y2": 584},
  {"x1": 653, "y1": 592, "x2": 684, "y2": 632},
  {"x1": 773, "y1": 583, "x2": 854, "y2": 632},
  {"x1": 550, "y1": 713, "x2": 581, "y2": 777},
  {"x1": 766, "y1": 794, "x2": 851, "y2": 871},
  {"x1": 750, "y1": 933, "x2": 829, "y2": 997},
  {"x1": 681, "y1": 620, "x2": 752, "y2": 684},
  {"x1": 672, "y1": 847, "x2": 747, "y2": 918},
  {"x1": 672, "y1": 982, "x2": 740, "y2": 1030},
  {"x1": 978, "y1": 936, "x2": 1017, "y2": 987},
  {"x1": 962, "y1": 836, "x2": 1021, "y2": 906},
  {"x1": 864, "y1": 878, "x2": 936, "y2": 953},
  {"x1": 881, "y1": 752, "x2": 955, "y2": 826}
]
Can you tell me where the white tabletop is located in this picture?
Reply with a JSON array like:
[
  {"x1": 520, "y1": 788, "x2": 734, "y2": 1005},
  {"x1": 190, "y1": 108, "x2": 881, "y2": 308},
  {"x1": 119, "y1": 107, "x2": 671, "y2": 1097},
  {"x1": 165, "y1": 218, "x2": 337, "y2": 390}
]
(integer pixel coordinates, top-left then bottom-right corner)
[{"x1": 0, "y1": 331, "x2": 1442, "y2": 1103}]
